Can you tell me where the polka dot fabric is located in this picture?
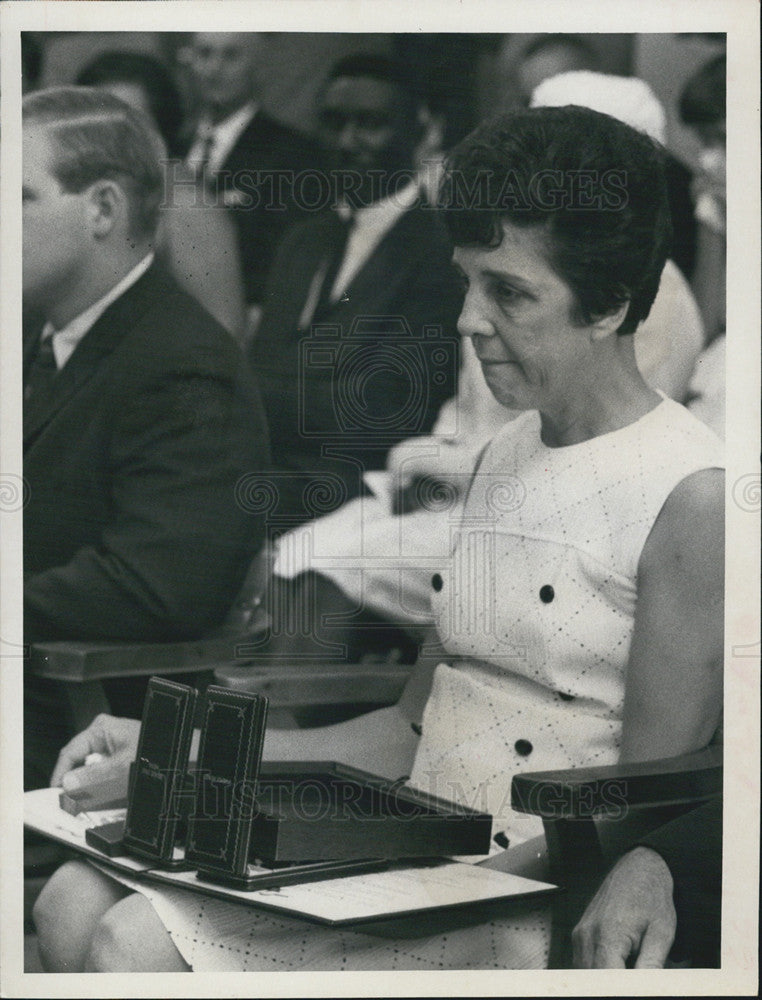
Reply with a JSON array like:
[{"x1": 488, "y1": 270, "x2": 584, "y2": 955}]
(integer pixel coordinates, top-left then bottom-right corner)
[
  {"x1": 411, "y1": 398, "x2": 723, "y2": 842},
  {"x1": 93, "y1": 864, "x2": 551, "y2": 971}
]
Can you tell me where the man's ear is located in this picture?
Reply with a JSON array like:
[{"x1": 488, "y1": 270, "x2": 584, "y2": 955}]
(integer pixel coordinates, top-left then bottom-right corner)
[
  {"x1": 417, "y1": 106, "x2": 444, "y2": 151},
  {"x1": 86, "y1": 179, "x2": 127, "y2": 238},
  {"x1": 590, "y1": 300, "x2": 630, "y2": 341}
]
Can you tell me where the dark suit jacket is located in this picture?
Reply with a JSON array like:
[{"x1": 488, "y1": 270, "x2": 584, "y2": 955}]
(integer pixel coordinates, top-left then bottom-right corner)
[
  {"x1": 24, "y1": 265, "x2": 270, "y2": 643},
  {"x1": 640, "y1": 798, "x2": 722, "y2": 966},
  {"x1": 187, "y1": 110, "x2": 325, "y2": 306},
  {"x1": 248, "y1": 201, "x2": 463, "y2": 528}
]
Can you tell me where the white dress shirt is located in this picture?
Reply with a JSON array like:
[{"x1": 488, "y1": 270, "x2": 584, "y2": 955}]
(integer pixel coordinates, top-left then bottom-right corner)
[
  {"x1": 41, "y1": 253, "x2": 155, "y2": 369},
  {"x1": 296, "y1": 182, "x2": 422, "y2": 329},
  {"x1": 184, "y1": 102, "x2": 258, "y2": 176}
]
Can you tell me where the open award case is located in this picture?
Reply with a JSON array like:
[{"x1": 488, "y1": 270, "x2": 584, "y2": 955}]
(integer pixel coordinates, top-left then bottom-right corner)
[
  {"x1": 25, "y1": 677, "x2": 557, "y2": 924},
  {"x1": 250, "y1": 760, "x2": 493, "y2": 864},
  {"x1": 185, "y1": 685, "x2": 492, "y2": 888}
]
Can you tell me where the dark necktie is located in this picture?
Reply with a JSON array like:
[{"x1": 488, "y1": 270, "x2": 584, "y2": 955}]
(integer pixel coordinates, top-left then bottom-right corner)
[
  {"x1": 195, "y1": 127, "x2": 216, "y2": 181},
  {"x1": 24, "y1": 333, "x2": 58, "y2": 413},
  {"x1": 311, "y1": 212, "x2": 354, "y2": 322}
]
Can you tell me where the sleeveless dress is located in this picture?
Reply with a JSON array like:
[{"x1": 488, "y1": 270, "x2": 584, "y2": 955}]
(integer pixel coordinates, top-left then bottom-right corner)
[
  {"x1": 409, "y1": 399, "x2": 723, "y2": 845},
  {"x1": 95, "y1": 398, "x2": 723, "y2": 970}
]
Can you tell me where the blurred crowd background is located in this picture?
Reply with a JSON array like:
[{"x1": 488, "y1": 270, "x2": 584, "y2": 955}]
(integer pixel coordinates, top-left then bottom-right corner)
[{"x1": 24, "y1": 31, "x2": 725, "y2": 177}]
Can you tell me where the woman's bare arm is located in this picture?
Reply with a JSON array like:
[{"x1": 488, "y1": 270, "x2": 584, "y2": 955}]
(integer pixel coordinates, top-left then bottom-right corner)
[{"x1": 620, "y1": 467, "x2": 724, "y2": 762}]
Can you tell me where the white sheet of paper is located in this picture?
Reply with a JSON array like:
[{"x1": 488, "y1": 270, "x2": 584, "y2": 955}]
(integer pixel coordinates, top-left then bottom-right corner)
[
  {"x1": 149, "y1": 858, "x2": 556, "y2": 925},
  {"x1": 361, "y1": 470, "x2": 393, "y2": 504},
  {"x1": 23, "y1": 787, "x2": 152, "y2": 874}
]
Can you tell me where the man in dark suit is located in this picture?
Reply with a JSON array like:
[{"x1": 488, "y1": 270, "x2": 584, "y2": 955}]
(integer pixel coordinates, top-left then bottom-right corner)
[
  {"x1": 181, "y1": 32, "x2": 324, "y2": 309},
  {"x1": 249, "y1": 54, "x2": 462, "y2": 530},
  {"x1": 22, "y1": 87, "x2": 270, "y2": 787}
]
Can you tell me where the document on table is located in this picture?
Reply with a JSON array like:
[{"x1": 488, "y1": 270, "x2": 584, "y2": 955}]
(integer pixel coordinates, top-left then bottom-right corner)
[
  {"x1": 150, "y1": 858, "x2": 557, "y2": 926},
  {"x1": 362, "y1": 469, "x2": 393, "y2": 504},
  {"x1": 25, "y1": 787, "x2": 557, "y2": 925},
  {"x1": 23, "y1": 786, "x2": 153, "y2": 874}
]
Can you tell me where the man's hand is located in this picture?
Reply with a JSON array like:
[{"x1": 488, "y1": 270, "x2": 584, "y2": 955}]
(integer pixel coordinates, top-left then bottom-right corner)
[
  {"x1": 50, "y1": 714, "x2": 141, "y2": 799},
  {"x1": 572, "y1": 846, "x2": 677, "y2": 968}
]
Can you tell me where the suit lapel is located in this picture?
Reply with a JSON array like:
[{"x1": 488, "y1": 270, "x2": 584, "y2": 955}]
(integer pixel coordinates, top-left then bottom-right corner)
[
  {"x1": 221, "y1": 113, "x2": 263, "y2": 172},
  {"x1": 292, "y1": 215, "x2": 343, "y2": 330},
  {"x1": 222, "y1": 111, "x2": 292, "y2": 172},
  {"x1": 23, "y1": 267, "x2": 168, "y2": 444},
  {"x1": 266, "y1": 204, "x2": 426, "y2": 337},
  {"x1": 23, "y1": 319, "x2": 44, "y2": 377},
  {"x1": 328, "y1": 204, "x2": 422, "y2": 323}
]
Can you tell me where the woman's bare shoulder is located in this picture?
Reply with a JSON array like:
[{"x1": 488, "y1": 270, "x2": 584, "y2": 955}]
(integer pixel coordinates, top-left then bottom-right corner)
[{"x1": 640, "y1": 466, "x2": 724, "y2": 578}]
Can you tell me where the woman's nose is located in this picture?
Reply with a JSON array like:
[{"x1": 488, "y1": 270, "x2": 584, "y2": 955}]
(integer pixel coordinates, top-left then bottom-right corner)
[{"x1": 456, "y1": 288, "x2": 493, "y2": 341}]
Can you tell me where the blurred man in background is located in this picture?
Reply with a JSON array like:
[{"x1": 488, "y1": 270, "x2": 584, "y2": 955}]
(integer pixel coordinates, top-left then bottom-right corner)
[
  {"x1": 248, "y1": 54, "x2": 462, "y2": 662},
  {"x1": 249, "y1": 53, "x2": 461, "y2": 529},
  {"x1": 181, "y1": 32, "x2": 323, "y2": 314}
]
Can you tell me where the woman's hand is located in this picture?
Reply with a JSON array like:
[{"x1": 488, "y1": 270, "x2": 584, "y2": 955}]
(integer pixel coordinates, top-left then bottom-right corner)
[
  {"x1": 621, "y1": 467, "x2": 724, "y2": 762},
  {"x1": 572, "y1": 847, "x2": 676, "y2": 968},
  {"x1": 50, "y1": 714, "x2": 141, "y2": 798}
]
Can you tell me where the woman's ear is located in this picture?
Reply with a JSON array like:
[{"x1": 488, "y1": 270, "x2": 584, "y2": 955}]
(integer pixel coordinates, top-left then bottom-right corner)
[
  {"x1": 590, "y1": 300, "x2": 630, "y2": 341},
  {"x1": 86, "y1": 179, "x2": 127, "y2": 238}
]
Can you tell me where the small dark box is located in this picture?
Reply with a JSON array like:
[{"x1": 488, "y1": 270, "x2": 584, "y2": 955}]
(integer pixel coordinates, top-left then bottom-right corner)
[
  {"x1": 185, "y1": 687, "x2": 269, "y2": 880},
  {"x1": 249, "y1": 761, "x2": 493, "y2": 864},
  {"x1": 121, "y1": 677, "x2": 197, "y2": 867}
]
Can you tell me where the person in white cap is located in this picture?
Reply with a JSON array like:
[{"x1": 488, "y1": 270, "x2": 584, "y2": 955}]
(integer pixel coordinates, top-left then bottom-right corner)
[{"x1": 530, "y1": 70, "x2": 705, "y2": 405}]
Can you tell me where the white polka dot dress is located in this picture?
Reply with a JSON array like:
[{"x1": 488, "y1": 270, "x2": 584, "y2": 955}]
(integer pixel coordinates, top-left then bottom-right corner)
[
  {"x1": 95, "y1": 398, "x2": 722, "y2": 970},
  {"x1": 411, "y1": 399, "x2": 724, "y2": 842}
]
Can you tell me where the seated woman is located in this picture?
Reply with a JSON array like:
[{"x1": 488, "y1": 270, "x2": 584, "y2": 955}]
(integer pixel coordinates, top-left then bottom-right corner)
[
  {"x1": 272, "y1": 69, "x2": 706, "y2": 644},
  {"x1": 679, "y1": 53, "x2": 726, "y2": 348},
  {"x1": 76, "y1": 51, "x2": 247, "y2": 342},
  {"x1": 34, "y1": 105, "x2": 724, "y2": 972}
]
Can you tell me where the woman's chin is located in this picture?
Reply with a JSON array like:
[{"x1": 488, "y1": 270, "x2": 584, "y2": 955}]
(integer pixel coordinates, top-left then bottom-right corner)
[{"x1": 483, "y1": 371, "x2": 532, "y2": 411}]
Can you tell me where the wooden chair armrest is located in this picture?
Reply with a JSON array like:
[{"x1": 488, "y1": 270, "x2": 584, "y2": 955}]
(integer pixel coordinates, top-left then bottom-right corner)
[
  {"x1": 28, "y1": 610, "x2": 270, "y2": 682},
  {"x1": 29, "y1": 636, "x2": 245, "y2": 681},
  {"x1": 512, "y1": 746, "x2": 723, "y2": 969},
  {"x1": 511, "y1": 745, "x2": 722, "y2": 819},
  {"x1": 214, "y1": 661, "x2": 411, "y2": 710}
]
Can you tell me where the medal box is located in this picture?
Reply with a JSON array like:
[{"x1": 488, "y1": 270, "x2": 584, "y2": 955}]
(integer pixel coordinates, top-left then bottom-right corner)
[{"x1": 249, "y1": 760, "x2": 492, "y2": 864}]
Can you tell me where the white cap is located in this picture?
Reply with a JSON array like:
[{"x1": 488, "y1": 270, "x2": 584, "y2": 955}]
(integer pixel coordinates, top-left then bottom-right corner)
[{"x1": 530, "y1": 70, "x2": 667, "y2": 145}]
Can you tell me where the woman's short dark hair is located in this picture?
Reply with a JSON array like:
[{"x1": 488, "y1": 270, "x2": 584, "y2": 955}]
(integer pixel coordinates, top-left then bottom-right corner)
[
  {"x1": 76, "y1": 50, "x2": 183, "y2": 154},
  {"x1": 23, "y1": 86, "x2": 165, "y2": 239},
  {"x1": 439, "y1": 105, "x2": 672, "y2": 335}
]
